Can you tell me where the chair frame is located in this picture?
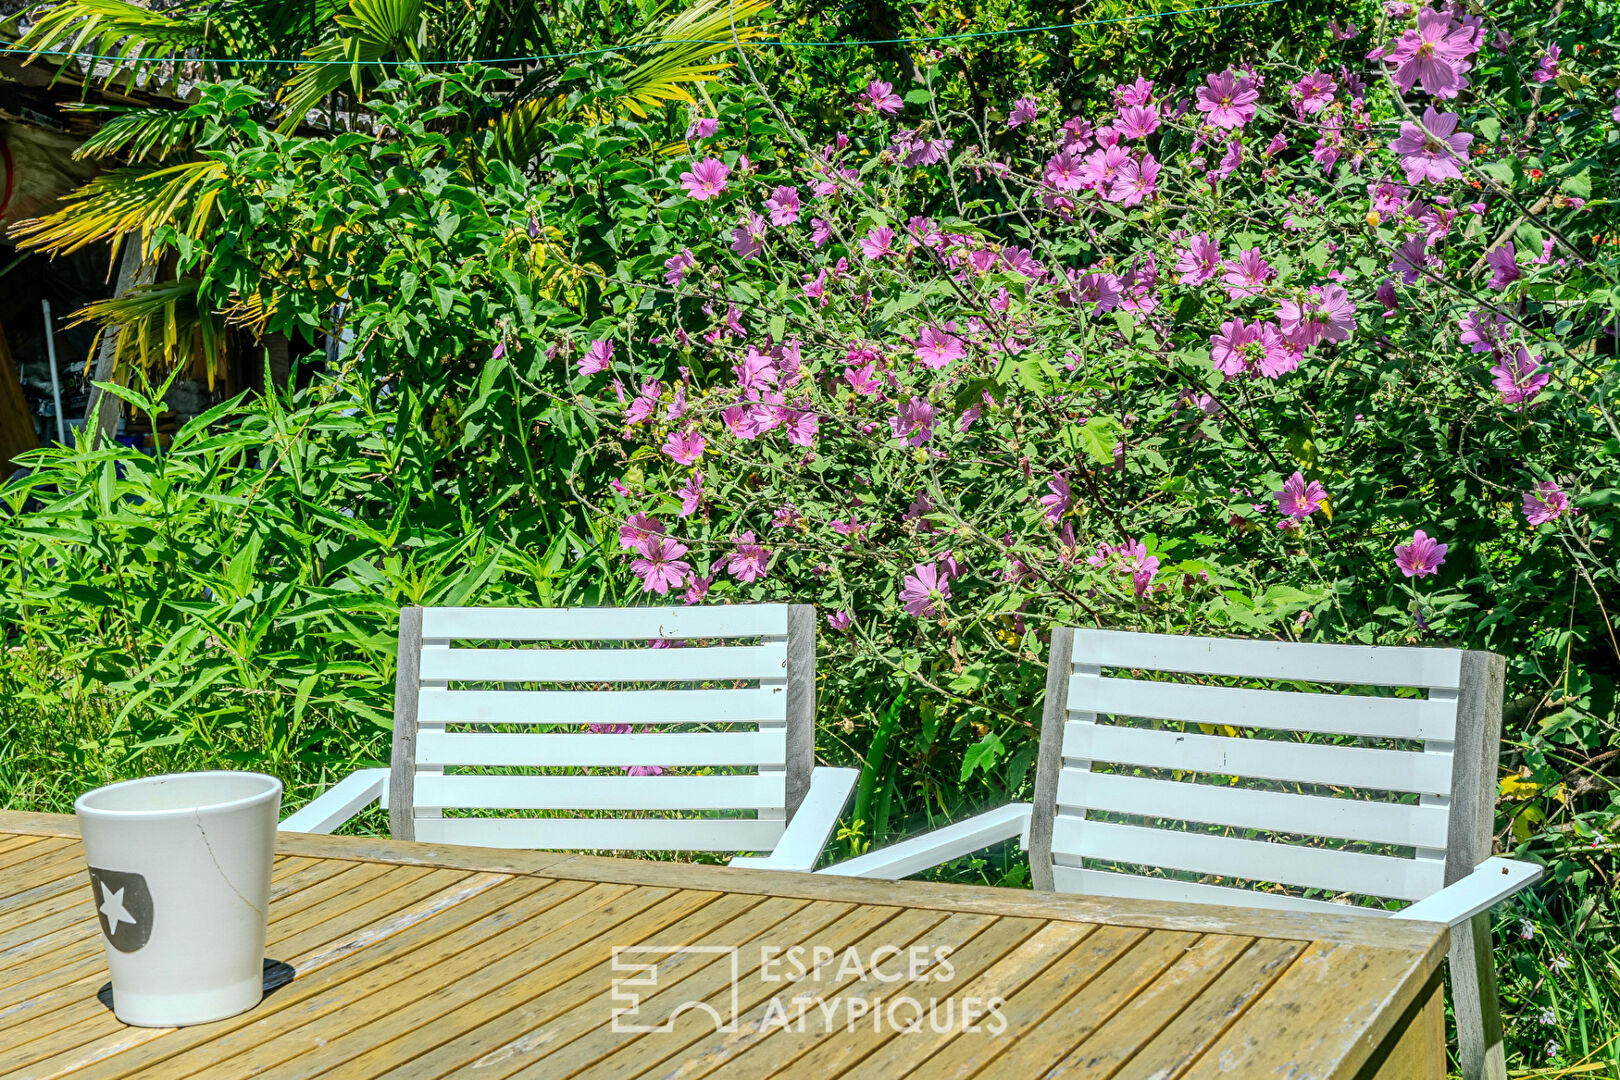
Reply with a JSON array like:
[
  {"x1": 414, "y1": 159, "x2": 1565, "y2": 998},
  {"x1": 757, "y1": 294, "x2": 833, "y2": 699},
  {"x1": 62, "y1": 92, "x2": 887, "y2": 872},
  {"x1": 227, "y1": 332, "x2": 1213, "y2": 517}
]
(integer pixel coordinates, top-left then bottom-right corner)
[
  {"x1": 281, "y1": 604, "x2": 856, "y2": 873},
  {"x1": 821, "y1": 628, "x2": 1541, "y2": 1080}
]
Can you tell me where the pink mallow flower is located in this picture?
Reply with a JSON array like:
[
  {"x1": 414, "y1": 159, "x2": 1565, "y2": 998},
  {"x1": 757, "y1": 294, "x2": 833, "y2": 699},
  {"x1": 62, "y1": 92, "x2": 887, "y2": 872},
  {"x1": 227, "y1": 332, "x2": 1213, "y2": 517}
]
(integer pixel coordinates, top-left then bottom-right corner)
[
  {"x1": 861, "y1": 80, "x2": 903, "y2": 114},
  {"x1": 677, "y1": 472, "x2": 703, "y2": 517},
  {"x1": 579, "y1": 339, "x2": 613, "y2": 375},
  {"x1": 661, "y1": 429, "x2": 705, "y2": 465},
  {"x1": 1485, "y1": 242, "x2": 1520, "y2": 289},
  {"x1": 1194, "y1": 70, "x2": 1260, "y2": 129},
  {"x1": 1221, "y1": 248, "x2": 1276, "y2": 299},
  {"x1": 859, "y1": 225, "x2": 895, "y2": 261},
  {"x1": 631, "y1": 537, "x2": 691, "y2": 594},
  {"x1": 724, "y1": 532, "x2": 770, "y2": 582},
  {"x1": 826, "y1": 610, "x2": 853, "y2": 631},
  {"x1": 1522, "y1": 481, "x2": 1570, "y2": 526},
  {"x1": 1039, "y1": 472, "x2": 1072, "y2": 525},
  {"x1": 1007, "y1": 98, "x2": 1039, "y2": 128},
  {"x1": 1389, "y1": 106, "x2": 1471, "y2": 185},
  {"x1": 914, "y1": 326, "x2": 966, "y2": 369},
  {"x1": 1273, "y1": 472, "x2": 1328, "y2": 522},
  {"x1": 1276, "y1": 285, "x2": 1357, "y2": 347},
  {"x1": 1387, "y1": 7, "x2": 1479, "y2": 99},
  {"x1": 1532, "y1": 44, "x2": 1560, "y2": 84},
  {"x1": 1175, "y1": 233, "x2": 1221, "y2": 285},
  {"x1": 1292, "y1": 70, "x2": 1337, "y2": 115},
  {"x1": 679, "y1": 157, "x2": 730, "y2": 201},
  {"x1": 890, "y1": 396, "x2": 935, "y2": 446},
  {"x1": 899, "y1": 562, "x2": 951, "y2": 617},
  {"x1": 618, "y1": 512, "x2": 665, "y2": 551},
  {"x1": 765, "y1": 185, "x2": 801, "y2": 226},
  {"x1": 1491, "y1": 345, "x2": 1550, "y2": 408},
  {"x1": 1210, "y1": 319, "x2": 1293, "y2": 379},
  {"x1": 1394, "y1": 529, "x2": 1448, "y2": 578},
  {"x1": 663, "y1": 248, "x2": 697, "y2": 286}
]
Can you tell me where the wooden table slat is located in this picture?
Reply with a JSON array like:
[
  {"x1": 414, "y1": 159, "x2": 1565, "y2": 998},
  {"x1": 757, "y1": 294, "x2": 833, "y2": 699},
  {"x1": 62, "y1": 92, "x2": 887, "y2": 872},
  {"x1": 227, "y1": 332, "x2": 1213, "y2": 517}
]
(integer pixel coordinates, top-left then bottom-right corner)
[{"x1": 0, "y1": 812, "x2": 1451, "y2": 1080}]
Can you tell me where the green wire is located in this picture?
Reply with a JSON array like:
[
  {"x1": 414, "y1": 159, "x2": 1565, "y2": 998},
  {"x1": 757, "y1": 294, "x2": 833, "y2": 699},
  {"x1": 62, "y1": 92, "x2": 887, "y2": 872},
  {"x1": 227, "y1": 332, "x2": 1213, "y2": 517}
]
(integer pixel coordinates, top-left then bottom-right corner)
[{"x1": 0, "y1": 0, "x2": 1287, "y2": 69}]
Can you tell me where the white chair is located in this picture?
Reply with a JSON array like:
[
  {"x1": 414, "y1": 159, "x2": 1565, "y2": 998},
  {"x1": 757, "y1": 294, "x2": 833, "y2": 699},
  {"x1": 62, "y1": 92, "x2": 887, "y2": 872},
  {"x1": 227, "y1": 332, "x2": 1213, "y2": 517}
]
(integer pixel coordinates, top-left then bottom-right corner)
[
  {"x1": 821, "y1": 628, "x2": 1541, "y2": 1080},
  {"x1": 280, "y1": 604, "x2": 857, "y2": 872}
]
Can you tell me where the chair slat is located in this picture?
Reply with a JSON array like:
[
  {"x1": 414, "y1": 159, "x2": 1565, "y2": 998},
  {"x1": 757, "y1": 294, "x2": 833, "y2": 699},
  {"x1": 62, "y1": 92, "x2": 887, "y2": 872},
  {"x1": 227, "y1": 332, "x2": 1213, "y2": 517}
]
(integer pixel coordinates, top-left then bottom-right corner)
[
  {"x1": 1052, "y1": 817, "x2": 1445, "y2": 900},
  {"x1": 416, "y1": 730, "x2": 787, "y2": 769},
  {"x1": 1068, "y1": 673, "x2": 1457, "y2": 741},
  {"x1": 1062, "y1": 722, "x2": 1454, "y2": 795},
  {"x1": 412, "y1": 815, "x2": 786, "y2": 852},
  {"x1": 1055, "y1": 771, "x2": 1449, "y2": 849},
  {"x1": 419, "y1": 643, "x2": 787, "y2": 684},
  {"x1": 1070, "y1": 628, "x2": 1464, "y2": 689},
  {"x1": 1050, "y1": 864, "x2": 1395, "y2": 917},
  {"x1": 421, "y1": 605, "x2": 789, "y2": 641},
  {"x1": 418, "y1": 687, "x2": 786, "y2": 725},
  {"x1": 414, "y1": 773, "x2": 784, "y2": 811}
]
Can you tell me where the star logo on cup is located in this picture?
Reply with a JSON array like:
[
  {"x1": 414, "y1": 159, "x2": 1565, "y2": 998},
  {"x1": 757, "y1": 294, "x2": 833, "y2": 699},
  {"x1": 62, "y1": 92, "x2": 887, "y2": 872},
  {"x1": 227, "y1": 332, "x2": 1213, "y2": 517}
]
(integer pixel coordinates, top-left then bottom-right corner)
[{"x1": 87, "y1": 868, "x2": 154, "y2": 953}]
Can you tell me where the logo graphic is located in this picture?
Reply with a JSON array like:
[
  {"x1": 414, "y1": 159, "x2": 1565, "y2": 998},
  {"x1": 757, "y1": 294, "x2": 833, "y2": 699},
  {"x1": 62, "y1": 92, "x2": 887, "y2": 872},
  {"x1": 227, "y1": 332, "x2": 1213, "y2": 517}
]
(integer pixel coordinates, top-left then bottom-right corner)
[
  {"x1": 87, "y1": 868, "x2": 154, "y2": 953},
  {"x1": 611, "y1": 946, "x2": 740, "y2": 1033}
]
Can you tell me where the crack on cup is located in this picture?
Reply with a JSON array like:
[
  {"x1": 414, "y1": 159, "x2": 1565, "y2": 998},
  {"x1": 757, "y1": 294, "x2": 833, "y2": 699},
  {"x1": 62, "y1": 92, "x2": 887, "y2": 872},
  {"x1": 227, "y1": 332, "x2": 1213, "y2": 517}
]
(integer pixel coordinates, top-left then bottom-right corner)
[{"x1": 193, "y1": 809, "x2": 264, "y2": 917}]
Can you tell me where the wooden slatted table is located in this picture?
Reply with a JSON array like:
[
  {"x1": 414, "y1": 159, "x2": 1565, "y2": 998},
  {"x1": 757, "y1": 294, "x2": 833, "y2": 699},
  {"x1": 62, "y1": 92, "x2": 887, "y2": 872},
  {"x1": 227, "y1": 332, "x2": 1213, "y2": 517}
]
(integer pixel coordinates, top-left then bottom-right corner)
[{"x1": 0, "y1": 811, "x2": 1448, "y2": 1079}]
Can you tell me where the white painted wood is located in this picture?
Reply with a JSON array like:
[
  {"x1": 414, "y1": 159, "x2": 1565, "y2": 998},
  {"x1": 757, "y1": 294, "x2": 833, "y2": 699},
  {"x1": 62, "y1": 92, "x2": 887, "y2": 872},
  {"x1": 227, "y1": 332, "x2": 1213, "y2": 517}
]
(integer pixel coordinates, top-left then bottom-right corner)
[
  {"x1": 415, "y1": 730, "x2": 786, "y2": 768},
  {"x1": 413, "y1": 773, "x2": 785, "y2": 811},
  {"x1": 418, "y1": 687, "x2": 786, "y2": 725},
  {"x1": 731, "y1": 767, "x2": 859, "y2": 872},
  {"x1": 1070, "y1": 628, "x2": 1464, "y2": 688},
  {"x1": 1050, "y1": 864, "x2": 1397, "y2": 917},
  {"x1": 422, "y1": 604, "x2": 790, "y2": 641},
  {"x1": 1062, "y1": 722, "x2": 1454, "y2": 795},
  {"x1": 412, "y1": 815, "x2": 787, "y2": 852},
  {"x1": 1391, "y1": 857, "x2": 1544, "y2": 927},
  {"x1": 419, "y1": 643, "x2": 788, "y2": 684},
  {"x1": 1055, "y1": 771, "x2": 1449, "y2": 849},
  {"x1": 277, "y1": 769, "x2": 387, "y2": 834},
  {"x1": 1052, "y1": 816, "x2": 1445, "y2": 901},
  {"x1": 815, "y1": 804, "x2": 1032, "y2": 880},
  {"x1": 1067, "y1": 673, "x2": 1458, "y2": 740}
]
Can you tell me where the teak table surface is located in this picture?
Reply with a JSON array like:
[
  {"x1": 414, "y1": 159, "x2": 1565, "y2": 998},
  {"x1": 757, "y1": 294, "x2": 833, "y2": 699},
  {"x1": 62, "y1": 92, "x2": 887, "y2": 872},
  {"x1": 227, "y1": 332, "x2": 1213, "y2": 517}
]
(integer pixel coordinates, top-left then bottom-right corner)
[{"x1": 0, "y1": 811, "x2": 1448, "y2": 1079}]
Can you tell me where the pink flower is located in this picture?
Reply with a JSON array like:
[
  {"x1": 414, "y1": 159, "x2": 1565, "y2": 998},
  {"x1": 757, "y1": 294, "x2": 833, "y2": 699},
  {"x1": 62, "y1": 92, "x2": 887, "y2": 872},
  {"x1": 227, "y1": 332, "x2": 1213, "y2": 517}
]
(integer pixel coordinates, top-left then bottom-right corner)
[
  {"x1": 1376, "y1": 278, "x2": 1400, "y2": 315},
  {"x1": 662, "y1": 429, "x2": 705, "y2": 465},
  {"x1": 1485, "y1": 242, "x2": 1520, "y2": 289},
  {"x1": 1273, "y1": 472, "x2": 1328, "y2": 521},
  {"x1": 579, "y1": 339, "x2": 613, "y2": 375},
  {"x1": 1040, "y1": 472, "x2": 1072, "y2": 525},
  {"x1": 1387, "y1": 8, "x2": 1479, "y2": 98},
  {"x1": 1090, "y1": 539, "x2": 1160, "y2": 596},
  {"x1": 1175, "y1": 233, "x2": 1221, "y2": 285},
  {"x1": 1459, "y1": 309, "x2": 1511, "y2": 353},
  {"x1": 663, "y1": 248, "x2": 697, "y2": 286},
  {"x1": 861, "y1": 80, "x2": 903, "y2": 114},
  {"x1": 618, "y1": 512, "x2": 665, "y2": 552},
  {"x1": 899, "y1": 562, "x2": 951, "y2": 617},
  {"x1": 810, "y1": 218, "x2": 832, "y2": 246},
  {"x1": 631, "y1": 537, "x2": 691, "y2": 594},
  {"x1": 724, "y1": 532, "x2": 770, "y2": 582},
  {"x1": 781, "y1": 408, "x2": 819, "y2": 447},
  {"x1": 678, "y1": 157, "x2": 730, "y2": 201},
  {"x1": 1522, "y1": 481, "x2": 1570, "y2": 526},
  {"x1": 859, "y1": 226, "x2": 895, "y2": 261},
  {"x1": 1108, "y1": 154, "x2": 1159, "y2": 206},
  {"x1": 729, "y1": 212, "x2": 766, "y2": 259},
  {"x1": 826, "y1": 610, "x2": 853, "y2": 631},
  {"x1": 890, "y1": 396, "x2": 935, "y2": 446},
  {"x1": 1292, "y1": 70, "x2": 1337, "y2": 114},
  {"x1": 1044, "y1": 151, "x2": 1085, "y2": 191},
  {"x1": 1491, "y1": 345, "x2": 1550, "y2": 408},
  {"x1": 1394, "y1": 529, "x2": 1448, "y2": 578},
  {"x1": 624, "y1": 380, "x2": 662, "y2": 425},
  {"x1": 1531, "y1": 44, "x2": 1560, "y2": 83},
  {"x1": 765, "y1": 185, "x2": 801, "y2": 226},
  {"x1": 914, "y1": 326, "x2": 966, "y2": 369},
  {"x1": 1391, "y1": 235, "x2": 1431, "y2": 285},
  {"x1": 676, "y1": 472, "x2": 703, "y2": 517},
  {"x1": 1115, "y1": 77, "x2": 1154, "y2": 107},
  {"x1": 1007, "y1": 98, "x2": 1039, "y2": 128},
  {"x1": 802, "y1": 269, "x2": 827, "y2": 305},
  {"x1": 1115, "y1": 104, "x2": 1160, "y2": 139},
  {"x1": 1389, "y1": 106, "x2": 1472, "y2": 184},
  {"x1": 1194, "y1": 70, "x2": 1261, "y2": 129},
  {"x1": 683, "y1": 574, "x2": 712, "y2": 605},
  {"x1": 1221, "y1": 248, "x2": 1276, "y2": 299},
  {"x1": 1210, "y1": 319, "x2": 1292, "y2": 379},
  {"x1": 1276, "y1": 285, "x2": 1357, "y2": 346},
  {"x1": 844, "y1": 362, "x2": 879, "y2": 395},
  {"x1": 685, "y1": 117, "x2": 719, "y2": 139}
]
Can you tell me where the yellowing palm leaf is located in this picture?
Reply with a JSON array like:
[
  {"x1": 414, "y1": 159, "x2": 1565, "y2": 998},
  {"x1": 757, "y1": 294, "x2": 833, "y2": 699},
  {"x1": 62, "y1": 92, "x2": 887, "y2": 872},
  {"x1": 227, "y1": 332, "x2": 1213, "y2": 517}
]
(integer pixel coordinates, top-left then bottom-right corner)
[
  {"x1": 11, "y1": 159, "x2": 227, "y2": 263},
  {"x1": 10, "y1": 0, "x2": 217, "y2": 94}
]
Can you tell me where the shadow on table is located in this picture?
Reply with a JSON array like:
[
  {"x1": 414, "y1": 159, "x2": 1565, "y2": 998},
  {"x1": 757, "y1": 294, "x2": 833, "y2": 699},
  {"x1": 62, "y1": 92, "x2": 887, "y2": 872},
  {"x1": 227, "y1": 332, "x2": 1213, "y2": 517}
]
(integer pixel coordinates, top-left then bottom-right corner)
[{"x1": 97, "y1": 959, "x2": 297, "y2": 1014}]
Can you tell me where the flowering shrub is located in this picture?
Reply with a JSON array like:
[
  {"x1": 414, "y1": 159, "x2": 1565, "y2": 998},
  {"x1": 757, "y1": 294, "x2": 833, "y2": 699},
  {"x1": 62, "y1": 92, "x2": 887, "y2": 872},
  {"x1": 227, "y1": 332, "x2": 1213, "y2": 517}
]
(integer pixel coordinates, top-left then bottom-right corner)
[{"x1": 571, "y1": 6, "x2": 1619, "y2": 833}]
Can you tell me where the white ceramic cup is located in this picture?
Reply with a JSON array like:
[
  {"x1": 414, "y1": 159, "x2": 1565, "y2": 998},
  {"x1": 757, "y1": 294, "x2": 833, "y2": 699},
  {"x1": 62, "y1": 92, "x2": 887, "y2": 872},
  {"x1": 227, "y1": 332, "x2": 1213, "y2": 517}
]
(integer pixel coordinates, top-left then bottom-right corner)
[{"x1": 74, "y1": 771, "x2": 282, "y2": 1027}]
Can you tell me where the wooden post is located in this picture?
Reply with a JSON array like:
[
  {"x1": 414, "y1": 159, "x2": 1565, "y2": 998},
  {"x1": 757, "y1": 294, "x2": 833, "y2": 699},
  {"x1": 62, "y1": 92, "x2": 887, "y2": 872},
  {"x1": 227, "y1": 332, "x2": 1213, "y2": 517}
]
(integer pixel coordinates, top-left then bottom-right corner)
[
  {"x1": 82, "y1": 236, "x2": 154, "y2": 449},
  {"x1": 388, "y1": 606, "x2": 424, "y2": 842},
  {"x1": 0, "y1": 322, "x2": 39, "y2": 470},
  {"x1": 1447, "y1": 650, "x2": 1509, "y2": 1080},
  {"x1": 783, "y1": 605, "x2": 817, "y2": 819},
  {"x1": 1027, "y1": 626, "x2": 1074, "y2": 892}
]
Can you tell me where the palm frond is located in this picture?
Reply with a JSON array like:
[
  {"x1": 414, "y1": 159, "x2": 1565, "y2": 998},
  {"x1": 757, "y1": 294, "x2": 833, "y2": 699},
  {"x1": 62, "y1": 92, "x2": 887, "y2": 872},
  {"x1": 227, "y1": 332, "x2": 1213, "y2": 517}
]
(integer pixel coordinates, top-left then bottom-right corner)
[
  {"x1": 72, "y1": 106, "x2": 209, "y2": 163},
  {"x1": 10, "y1": 159, "x2": 227, "y2": 262},
  {"x1": 9, "y1": 0, "x2": 219, "y2": 94},
  {"x1": 69, "y1": 276, "x2": 228, "y2": 387},
  {"x1": 274, "y1": 0, "x2": 426, "y2": 129},
  {"x1": 612, "y1": 0, "x2": 770, "y2": 118}
]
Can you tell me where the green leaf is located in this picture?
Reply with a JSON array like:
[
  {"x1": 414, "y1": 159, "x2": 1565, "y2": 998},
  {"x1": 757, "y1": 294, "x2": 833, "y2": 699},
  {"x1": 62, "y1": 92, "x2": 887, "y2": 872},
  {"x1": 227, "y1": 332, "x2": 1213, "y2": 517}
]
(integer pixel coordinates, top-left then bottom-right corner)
[
  {"x1": 1077, "y1": 415, "x2": 1123, "y2": 466},
  {"x1": 960, "y1": 731, "x2": 1005, "y2": 782}
]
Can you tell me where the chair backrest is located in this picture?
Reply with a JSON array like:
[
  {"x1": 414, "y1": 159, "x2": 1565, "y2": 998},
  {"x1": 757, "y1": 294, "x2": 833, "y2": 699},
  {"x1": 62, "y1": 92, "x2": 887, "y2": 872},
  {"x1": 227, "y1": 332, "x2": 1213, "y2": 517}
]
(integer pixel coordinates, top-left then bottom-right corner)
[
  {"x1": 1026, "y1": 629, "x2": 1505, "y2": 915},
  {"x1": 386, "y1": 604, "x2": 816, "y2": 852}
]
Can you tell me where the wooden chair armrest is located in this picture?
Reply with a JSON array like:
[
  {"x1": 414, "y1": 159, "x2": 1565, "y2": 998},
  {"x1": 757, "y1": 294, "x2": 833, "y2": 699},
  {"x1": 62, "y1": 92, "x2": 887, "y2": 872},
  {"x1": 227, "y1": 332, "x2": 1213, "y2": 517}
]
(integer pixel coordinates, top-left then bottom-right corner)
[
  {"x1": 814, "y1": 804, "x2": 1033, "y2": 880},
  {"x1": 730, "y1": 767, "x2": 858, "y2": 873},
  {"x1": 1389, "y1": 857, "x2": 1544, "y2": 927},
  {"x1": 277, "y1": 769, "x2": 389, "y2": 835}
]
